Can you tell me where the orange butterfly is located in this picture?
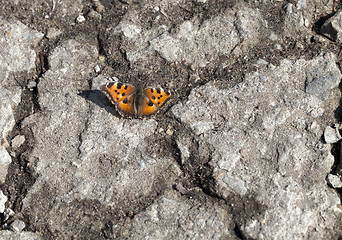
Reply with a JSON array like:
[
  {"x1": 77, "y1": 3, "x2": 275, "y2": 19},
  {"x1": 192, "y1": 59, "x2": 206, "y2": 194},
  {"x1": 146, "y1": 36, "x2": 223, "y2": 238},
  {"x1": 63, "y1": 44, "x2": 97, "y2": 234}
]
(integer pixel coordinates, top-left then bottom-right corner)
[{"x1": 100, "y1": 82, "x2": 172, "y2": 119}]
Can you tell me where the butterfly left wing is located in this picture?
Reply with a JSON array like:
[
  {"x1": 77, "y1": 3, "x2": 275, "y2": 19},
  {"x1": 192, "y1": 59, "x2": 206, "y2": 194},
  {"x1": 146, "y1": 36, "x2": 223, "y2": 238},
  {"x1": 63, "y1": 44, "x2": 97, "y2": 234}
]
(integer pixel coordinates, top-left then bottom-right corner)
[
  {"x1": 100, "y1": 82, "x2": 135, "y2": 104},
  {"x1": 144, "y1": 87, "x2": 172, "y2": 108},
  {"x1": 100, "y1": 82, "x2": 137, "y2": 118}
]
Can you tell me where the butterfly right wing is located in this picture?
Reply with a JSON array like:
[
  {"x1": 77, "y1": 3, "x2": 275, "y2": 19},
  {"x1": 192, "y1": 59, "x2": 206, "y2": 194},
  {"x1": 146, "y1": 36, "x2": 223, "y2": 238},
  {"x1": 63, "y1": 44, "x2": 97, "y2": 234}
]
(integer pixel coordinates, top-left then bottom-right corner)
[{"x1": 100, "y1": 82, "x2": 136, "y2": 118}]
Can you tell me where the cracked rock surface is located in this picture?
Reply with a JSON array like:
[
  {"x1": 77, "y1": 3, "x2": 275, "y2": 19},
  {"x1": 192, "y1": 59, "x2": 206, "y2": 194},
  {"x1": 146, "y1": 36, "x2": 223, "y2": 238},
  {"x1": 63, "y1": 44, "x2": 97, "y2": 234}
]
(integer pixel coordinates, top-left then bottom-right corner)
[
  {"x1": 172, "y1": 54, "x2": 341, "y2": 239},
  {"x1": 1, "y1": 0, "x2": 342, "y2": 239}
]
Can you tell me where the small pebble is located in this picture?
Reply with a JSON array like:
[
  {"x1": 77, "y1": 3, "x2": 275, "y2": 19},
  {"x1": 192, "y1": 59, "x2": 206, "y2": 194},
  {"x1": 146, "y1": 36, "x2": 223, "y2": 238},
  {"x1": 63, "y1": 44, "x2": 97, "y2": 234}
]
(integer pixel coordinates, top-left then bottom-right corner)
[
  {"x1": 99, "y1": 55, "x2": 106, "y2": 61},
  {"x1": 283, "y1": 3, "x2": 293, "y2": 14},
  {"x1": 166, "y1": 129, "x2": 174, "y2": 136},
  {"x1": 93, "y1": 0, "x2": 105, "y2": 13},
  {"x1": 274, "y1": 44, "x2": 283, "y2": 51},
  {"x1": 27, "y1": 80, "x2": 37, "y2": 89},
  {"x1": 76, "y1": 15, "x2": 86, "y2": 23},
  {"x1": 295, "y1": 41, "x2": 304, "y2": 50},
  {"x1": 94, "y1": 65, "x2": 101, "y2": 73},
  {"x1": 3, "y1": 208, "x2": 15, "y2": 222},
  {"x1": 46, "y1": 27, "x2": 62, "y2": 39},
  {"x1": 11, "y1": 135, "x2": 25, "y2": 148},
  {"x1": 88, "y1": 10, "x2": 102, "y2": 21},
  {"x1": 327, "y1": 174, "x2": 342, "y2": 188},
  {"x1": 10, "y1": 219, "x2": 26, "y2": 232},
  {"x1": 119, "y1": 0, "x2": 132, "y2": 3},
  {"x1": 324, "y1": 125, "x2": 341, "y2": 143}
]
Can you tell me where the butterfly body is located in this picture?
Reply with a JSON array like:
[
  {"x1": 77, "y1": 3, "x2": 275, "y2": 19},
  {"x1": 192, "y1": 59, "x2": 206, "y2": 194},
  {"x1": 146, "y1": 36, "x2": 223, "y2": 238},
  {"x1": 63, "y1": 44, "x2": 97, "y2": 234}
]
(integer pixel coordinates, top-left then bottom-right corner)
[{"x1": 100, "y1": 82, "x2": 172, "y2": 119}]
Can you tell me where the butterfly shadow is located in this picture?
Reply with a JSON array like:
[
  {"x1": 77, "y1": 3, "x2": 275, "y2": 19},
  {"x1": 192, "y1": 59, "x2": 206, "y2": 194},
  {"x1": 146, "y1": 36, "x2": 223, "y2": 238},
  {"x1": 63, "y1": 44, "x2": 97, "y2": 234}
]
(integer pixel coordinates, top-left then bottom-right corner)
[{"x1": 78, "y1": 89, "x2": 121, "y2": 118}]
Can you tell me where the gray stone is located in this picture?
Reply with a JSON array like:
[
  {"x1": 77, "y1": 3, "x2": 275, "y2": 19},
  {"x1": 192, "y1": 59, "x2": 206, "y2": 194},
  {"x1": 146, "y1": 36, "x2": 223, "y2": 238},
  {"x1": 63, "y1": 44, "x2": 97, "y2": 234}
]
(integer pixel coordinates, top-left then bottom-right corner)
[
  {"x1": 113, "y1": 3, "x2": 262, "y2": 68},
  {"x1": 0, "y1": 231, "x2": 42, "y2": 240},
  {"x1": 0, "y1": 146, "x2": 12, "y2": 184},
  {"x1": 9, "y1": 220, "x2": 26, "y2": 232},
  {"x1": 26, "y1": 80, "x2": 37, "y2": 89},
  {"x1": 0, "y1": 190, "x2": 7, "y2": 213},
  {"x1": 11, "y1": 135, "x2": 25, "y2": 149},
  {"x1": 94, "y1": 65, "x2": 101, "y2": 73},
  {"x1": 0, "y1": 18, "x2": 44, "y2": 83},
  {"x1": 176, "y1": 140, "x2": 190, "y2": 164},
  {"x1": 46, "y1": 27, "x2": 62, "y2": 40},
  {"x1": 3, "y1": 208, "x2": 15, "y2": 222},
  {"x1": 20, "y1": 41, "x2": 179, "y2": 238},
  {"x1": 0, "y1": 88, "x2": 21, "y2": 139},
  {"x1": 87, "y1": 10, "x2": 102, "y2": 21},
  {"x1": 125, "y1": 190, "x2": 236, "y2": 239},
  {"x1": 76, "y1": 15, "x2": 86, "y2": 23},
  {"x1": 327, "y1": 174, "x2": 342, "y2": 188},
  {"x1": 222, "y1": 175, "x2": 247, "y2": 195},
  {"x1": 305, "y1": 53, "x2": 342, "y2": 100},
  {"x1": 324, "y1": 125, "x2": 342, "y2": 143},
  {"x1": 93, "y1": 0, "x2": 105, "y2": 13},
  {"x1": 283, "y1": 3, "x2": 294, "y2": 14},
  {"x1": 320, "y1": 11, "x2": 342, "y2": 43},
  {"x1": 172, "y1": 53, "x2": 341, "y2": 239}
]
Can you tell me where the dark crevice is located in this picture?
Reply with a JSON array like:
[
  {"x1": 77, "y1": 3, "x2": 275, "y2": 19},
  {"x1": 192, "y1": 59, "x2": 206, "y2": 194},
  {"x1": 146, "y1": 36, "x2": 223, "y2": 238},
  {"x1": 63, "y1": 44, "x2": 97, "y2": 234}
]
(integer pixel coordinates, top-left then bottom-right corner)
[
  {"x1": 97, "y1": 33, "x2": 106, "y2": 57},
  {"x1": 0, "y1": 45, "x2": 49, "y2": 230},
  {"x1": 312, "y1": 13, "x2": 335, "y2": 34},
  {"x1": 234, "y1": 224, "x2": 246, "y2": 240},
  {"x1": 330, "y1": 141, "x2": 341, "y2": 175}
]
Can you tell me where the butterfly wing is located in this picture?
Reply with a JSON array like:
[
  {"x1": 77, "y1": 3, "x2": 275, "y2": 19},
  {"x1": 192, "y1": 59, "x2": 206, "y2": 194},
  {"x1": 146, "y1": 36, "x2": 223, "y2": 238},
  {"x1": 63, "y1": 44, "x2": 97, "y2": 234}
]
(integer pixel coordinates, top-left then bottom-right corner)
[
  {"x1": 100, "y1": 82, "x2": 137, "y2": 118},
  {"x1": 100, "y1": 82, "x2": 135, "y2": 103},
  {"x1": 144, "y1": 87, "x2": 172, "y2": 108},
  {"x1": 116, "y1": 94, "x2": 136, "y2": 118},
  {"x1": 138, "y1": 96, "x2": 159, "y2": 118}
]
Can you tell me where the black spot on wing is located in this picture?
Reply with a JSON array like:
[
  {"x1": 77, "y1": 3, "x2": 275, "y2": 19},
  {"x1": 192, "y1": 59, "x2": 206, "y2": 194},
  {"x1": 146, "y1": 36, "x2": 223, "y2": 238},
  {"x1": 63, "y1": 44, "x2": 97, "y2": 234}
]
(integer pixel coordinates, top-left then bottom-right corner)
[
  {"x1": 107, "y1": 82, "x2": 114, "y2": 88},
  {"x1": 122, "y1": 92, "x2": 125, "y2": 96},
  {"x1": 123, "y1": 98, "x2": 129, "y2": 104},
  {"x1": 156, "y1": 88, "x2": 161, "y2": 94},
  {"x1": 147, "y1": 100, "x2": 154, "y2": 107},
  {"x1": 117, "y1": 83, "x2": 123, "y2": 89}
]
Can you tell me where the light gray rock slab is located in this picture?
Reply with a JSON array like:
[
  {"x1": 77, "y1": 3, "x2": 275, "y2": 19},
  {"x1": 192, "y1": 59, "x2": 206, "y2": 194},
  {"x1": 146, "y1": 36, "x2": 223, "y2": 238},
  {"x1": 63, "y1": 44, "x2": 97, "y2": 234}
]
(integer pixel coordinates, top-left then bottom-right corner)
[
  {"x1": 0, "y1": 87, "x2": 21, "y2": 139},
  {"x1": 20, "y1": 39, "x2": 99, "y2": 236},
  {"x1": 172, "y1": 53, "x2": 341, "y2": 239},
  {"x1": 0, "y1": 231, "x2": 42, "y2": 240},
  {"x1": 112, "y1": 3, "x2": 262, "y2": 67},
  {"x1": 0, "y1": 146, "x2": 12, "y2": 184},
  {"x1": 305, "y1": 54, "x2": 342, "y2": 100},
  {"x1": 125, "y1": 190, "x2": 237, "y2": 239},
  {"x1": 0, "y1": 17, "x2": 44, "y2": 83},
  {"x1": 320, "y1": 11, "x2": 342, "y2": 43},
  {"x1": 21, "y1": 41, "x2": 180, "y2": 237},
  {"x1": 0, "y1": 190, "x2": 7, "y2": 213}
]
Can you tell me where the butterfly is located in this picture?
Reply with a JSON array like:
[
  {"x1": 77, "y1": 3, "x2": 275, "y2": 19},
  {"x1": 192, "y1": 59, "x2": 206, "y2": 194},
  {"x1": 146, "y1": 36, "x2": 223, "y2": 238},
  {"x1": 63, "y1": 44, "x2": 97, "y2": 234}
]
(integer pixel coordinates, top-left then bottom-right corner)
[{"x1": 100, "y1": 82, "x2": 172, "y2": 119}]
